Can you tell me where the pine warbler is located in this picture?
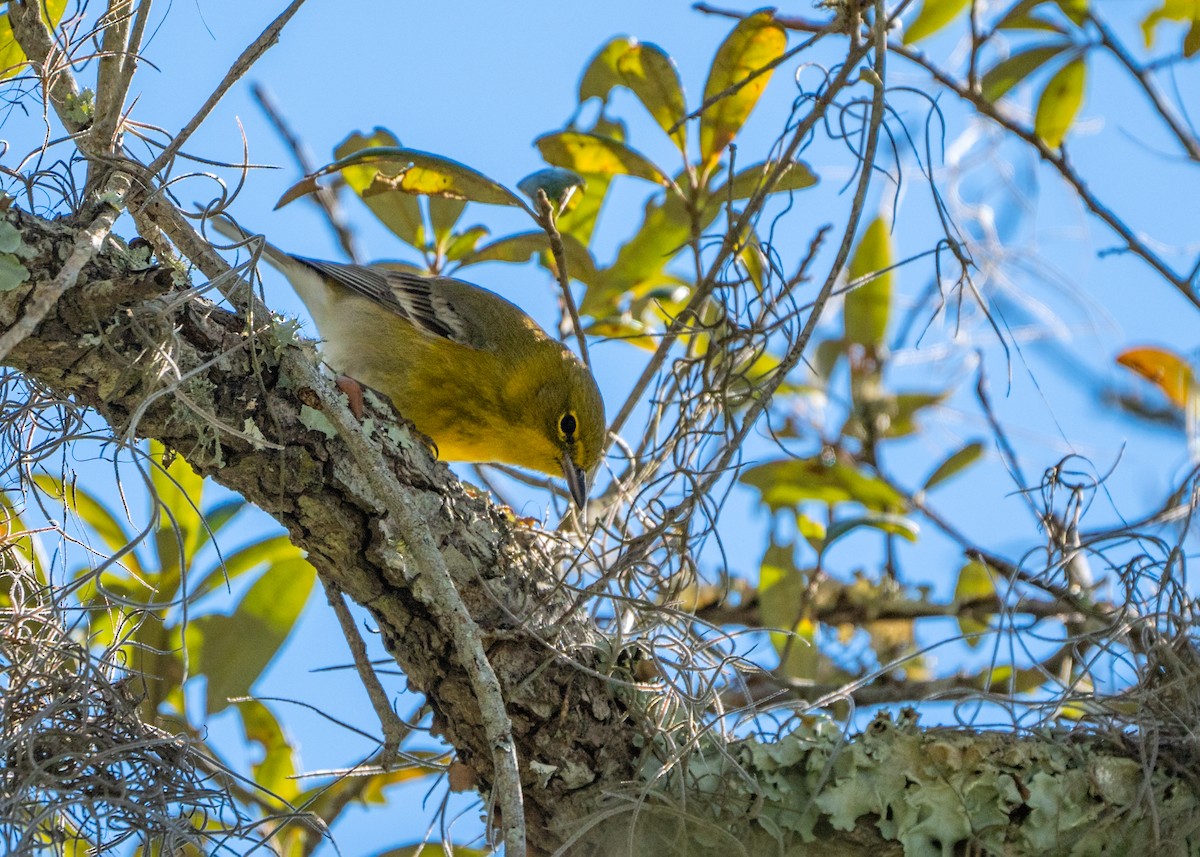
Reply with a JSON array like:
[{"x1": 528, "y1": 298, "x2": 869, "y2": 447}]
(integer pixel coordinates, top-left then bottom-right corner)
[{"x1": 217, "y1": 220, "x2": 605, "y2": 506}]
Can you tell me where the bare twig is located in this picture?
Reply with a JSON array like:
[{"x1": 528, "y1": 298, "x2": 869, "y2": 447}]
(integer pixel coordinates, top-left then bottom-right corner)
[
  {"x1": 1090, "y1": 10, "x2": 1200, "y2": 162},
  {"x1": 322, "y1": 580, "x2": 409, "y2": 764},
  {"x1": 146, "y1": 0, "x2": 309, "y2": 178},
  {"x1": 308, "y1": 372, "x2": 527, "y2": 857},
  {"x1": 251, "y1": 83, "x2": 362, "y2": 263},
  {"x1": 534, "y1": 189, "x2": 589, "y2": 367},
  {"x1": 888, "y1": 40, "x2": 1200, "y2": 312}
]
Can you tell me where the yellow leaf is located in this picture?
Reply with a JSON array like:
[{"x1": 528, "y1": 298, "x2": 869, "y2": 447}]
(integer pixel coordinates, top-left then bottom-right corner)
[
  {"x1": 1034, "y1": 56, "x2": 1086, "y2": 148},
  {"x1": 1117, "y1": 346, "x2": 1195, "y2": 408}
]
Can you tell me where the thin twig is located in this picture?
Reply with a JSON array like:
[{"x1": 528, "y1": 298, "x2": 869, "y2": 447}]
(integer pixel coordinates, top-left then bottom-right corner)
[
  {"x1": 534, "y1": 189, "x2": 589, "y2": 367},
  {"x1": 888, "y1": 39, "x2": 1200, "y2": 312},
  {"x1": 251, "y1": 83, "x2": 361, "y2": 263},
  {"x1": 1090, "y1": 10, "x2": 1200, "y2": 162},
  {"x1": 322, "y1": 580, "x2": 409, "y2": 764},
  {"x1": 146, "y1": 0, "x2": 309, "y2": 178},
  {"x1": 604, "y1": 30, "x2": 877, "y2": 443},
  {"x1": 310, "y1": 373, "x2": 527, "y2": 857},
  {"x1": 694, "y1": 0, "x2": 892, "y2": 495}
]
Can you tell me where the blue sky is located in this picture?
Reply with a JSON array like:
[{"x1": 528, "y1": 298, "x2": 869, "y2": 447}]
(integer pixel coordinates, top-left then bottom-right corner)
[{"x1": 6, "y1": 1, "x2": 1200, "y2": 854}]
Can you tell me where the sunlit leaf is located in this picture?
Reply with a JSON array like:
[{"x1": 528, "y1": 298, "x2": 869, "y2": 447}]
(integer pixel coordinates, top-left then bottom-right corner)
[
  {"x1": 236, "y1": 700, "x2": 299, "y2": 800},
  {"x1": 536, "y1": 131, "x2": 671, "y2": 185},
  {"x1": 444, "y1": 225, "x2": 490, "y2": 262},
  {"x1": 740, "y1": 456, "x2": 907, "y2": 513},
  {"x1": 334, "y1": 129, "x2": 424, "y2": 247},
  {"x1": 428, "y1": 197, "x2": 466, "y2": 252},
  {"x1": 903, "y1": 0, "x2": 970, "y2": 44},
  {"x1": 1142, "y1": 0, "x2": 1200, "y2": 55},
  {"x1": 31, "y1": 476, "x2": 140, "y2": 570},
  {"x1": 976, "y1": 664, "x2": 1045, "y2": 694},
  {"x1": 699, "y1": 10, "x2": 787, "y2": 172},
  {"x1": 922, "y1": 441, "x2": 985, "y2": 491},
  {"x1": 758, "y1": 541, "x2": 819, "y2": 681},
  {"x1": 460, "y1": 230, "x2": 597, "y2": 284},
  {"x1": 796, "y1": 513, "x2": 826, "y2": 551},
  {"x1": 844, "y1": 217, "x2": 893, "y2": 348},
  {"x1": 616, "y1": 41, "x2": 688, "y2": 150},
  {"x1": 823, "y1": 514, "x2": 919, "y2": 552},
  {"x1": 1034, "y1": 56, "x2": 1086, "y2": 148},
  {"x1": 582, "y1": 190, "x2": 695, "y2": 313},
  {"x1": 151, "y1": 442, "x2": 205, "y2": 591},
  {"x1": 981, "y1": 43, "x2": 1071, "y2": 101},
  {"x1": 1056, "y1": 0, "x2": 1088, "y2": 26},
  {"x1": 719, "y1": 159, "x2": 818, "y2": 201},
  {"x1": 955, "y1": 559, "x2": 995, "y2": 646},
  {"x1": 1118, "y1": 346, "x2": 1195, "y2": 409},
  {"x1": 192, "y1": 534, "x2": 307, "y2": 599},
  {"x1": 278, "y1": 146, "x2": 524, "y2": 210},
  {"x1": 188, "y1": 556, "x2": 316, "y2": 714},
  {"x1": 0, "y1": 0, "x2": 67, "y2": 81},
  {"x1": 578, "y1": 36, "x2": 636, "y2": 103},
  {"x1": 996, "y1": 0, "x2": 1069, "y2": 32}
]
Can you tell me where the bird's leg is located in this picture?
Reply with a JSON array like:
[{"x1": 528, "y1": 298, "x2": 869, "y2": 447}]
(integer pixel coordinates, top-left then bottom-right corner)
[{"x1": 336, "y1": 374, "x2": 366, "y2": 419}]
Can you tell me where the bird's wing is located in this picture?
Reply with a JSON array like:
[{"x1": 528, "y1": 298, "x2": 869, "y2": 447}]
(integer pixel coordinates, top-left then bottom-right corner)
[{"x1": 295, "y1": 258, "x2": 485, "y2": 349}]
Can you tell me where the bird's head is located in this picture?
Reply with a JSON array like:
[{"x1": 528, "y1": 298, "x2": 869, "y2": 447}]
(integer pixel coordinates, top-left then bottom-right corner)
[{"x1": 539, "y1": 353, "x2": 606, "y2": 508}]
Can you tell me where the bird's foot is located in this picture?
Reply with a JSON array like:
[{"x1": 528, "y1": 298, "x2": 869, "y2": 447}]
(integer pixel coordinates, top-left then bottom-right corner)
[{"x1": 336, "y1": 374, "x2": 365, "y2": 419}]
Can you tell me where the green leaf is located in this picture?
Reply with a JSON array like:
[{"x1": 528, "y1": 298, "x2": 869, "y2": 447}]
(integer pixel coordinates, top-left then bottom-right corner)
[
  {"x1": 334, "y1": 129, "x2": 424, "y2": 248},
  {"x1": 883, "y1": 392, "x2": 947, "y2": 438},
  {"x1": 955, "y1": 559, "x2": 995, "y2": 646},
  {"x1": 581, "y1": 189, "x2": 696, "y2": 313},
  {"x1": 699, "y1": 10, "x2": 788, "y2": 172},
  {"x1": 428, "y1": 196, "x2": 466, "y2": 252},
  {"x1": 535, "y1": 131, "x2": 671, "y2": 185},
  {"x1": 278, "y1": 146, "x2": 525, "y2": 210},
  {"x1": 1141, "y1": 0, "x2": 1200, "y2": 55},
  {"x1": 151, "y1": 443, "x2": 205, "y2": 592},
  {"x1": 616, "y1": 41, "x2": 688, "y2": 151},
  {"x1": 903, "y1": 0, "x2": 971, "y2": 44},
  {"x1": 0, "y1": 253, "x2": 28, "y2": 291},
  {"x1": 975, "y1": 665, "x2": 1045, "y2": 693},
  {"x1": 188, "y1": 556, "x2": 316, "y2": 714},
  {"x1": 192, "y1": 534, "x2": 307, "y2": 599},
  {"x1": 31, "y1": 476, "x2": 140, "y2": 568},
  {"x1": 578, "y1": 36, "x2": 636, "y2": 103},
  {"x1": 981, "y1": 43, "x2": 1070, "y2": 101},
  {"x1": 922, "y1": 441, "x2": 985, "y2": 491},
  {"x1": 1055, "y1": 0, "x2": 1088, "y2": 26},
  {"x1": 823, "y1": 514, "x2": 919, "y2": 552},
  {"x1": 1034, "y1": 55, "x2": 1086, "y2": 148},
  {"x1": 757, "y1": 541, "x2": 819, "y2": 681},
  {"x1": 720, "y1": 159, "x2": 818, "y2": 201},
  {"x1": 236, "y1": 700, "x2": 299, "y2": 800},
  {"x1": 995, "y1": 0, "x2": 1069, "y2": 32},
  {"x1": 459, "y1": 230, "x2": 597, "y2": 284},
  {"x1": 0, "y1": 0, "x2": 67, "y2": 81},
  {"x1": 444, "y1": 225, "x2": 490, "y2": 262},
  {"x1": 740, "y1": 456, "x2": 907, "y2": 513},
  {"x1": 844, "y1": 217, "x2": 893, "y2": 348}
]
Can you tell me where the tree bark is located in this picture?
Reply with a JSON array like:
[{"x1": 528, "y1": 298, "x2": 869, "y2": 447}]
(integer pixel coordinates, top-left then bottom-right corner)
[{"x1": 3, "y1": 205, "x2": 1198, "y2": 856}]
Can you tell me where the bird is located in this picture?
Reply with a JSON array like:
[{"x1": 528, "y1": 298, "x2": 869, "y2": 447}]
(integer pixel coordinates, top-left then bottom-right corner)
[{"x1": 212, "y1": 217, "x2": 605, "y2": 507}]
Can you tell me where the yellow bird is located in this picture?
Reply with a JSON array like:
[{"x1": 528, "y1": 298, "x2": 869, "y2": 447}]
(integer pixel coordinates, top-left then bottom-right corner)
[{"x1": 218, "y1": 219, "x2": 605, "y2": 506}]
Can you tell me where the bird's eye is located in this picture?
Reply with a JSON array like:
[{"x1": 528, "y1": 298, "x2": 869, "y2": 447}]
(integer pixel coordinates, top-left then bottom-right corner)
[{"x1": 559, "y1": 412, "x2": 577, "y2": 439}]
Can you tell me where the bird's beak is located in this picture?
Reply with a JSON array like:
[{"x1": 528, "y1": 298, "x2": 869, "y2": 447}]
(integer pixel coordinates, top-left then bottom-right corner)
[{"x1": 561, "y1": 452, "x2": 589, "y2": 509}]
